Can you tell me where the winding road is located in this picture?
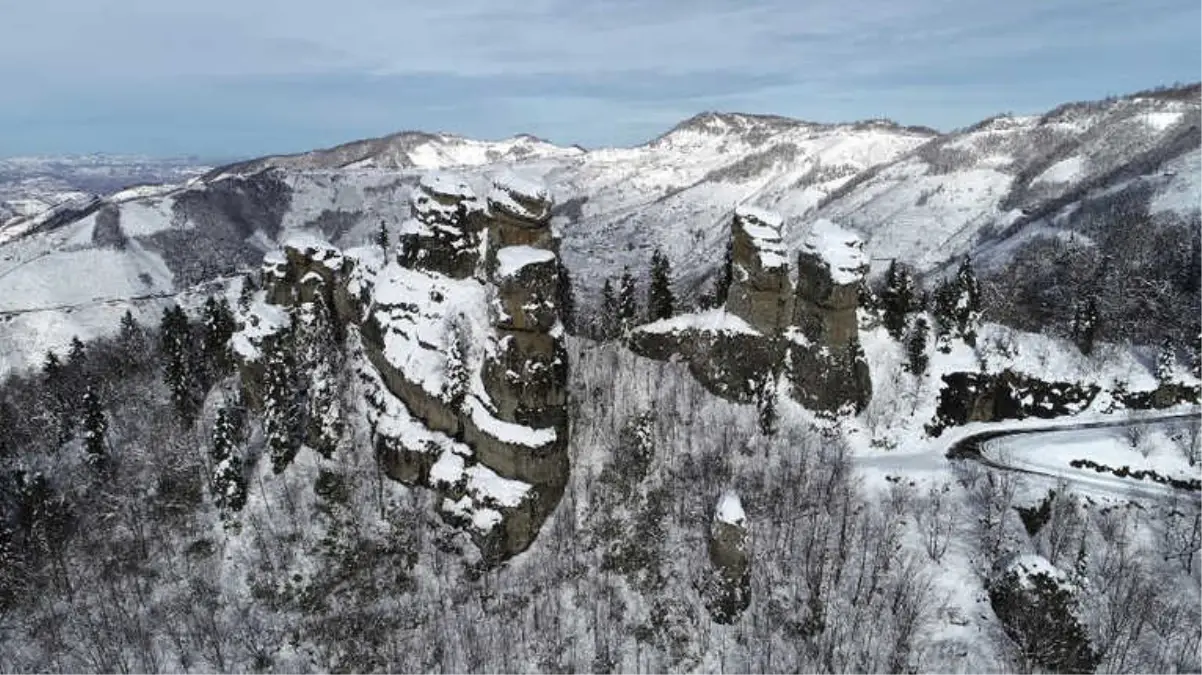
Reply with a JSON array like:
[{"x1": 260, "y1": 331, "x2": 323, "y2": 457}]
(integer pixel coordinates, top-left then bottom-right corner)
[{"x1": 945, "y1": 410, "x2": 1201, "y2": 496}]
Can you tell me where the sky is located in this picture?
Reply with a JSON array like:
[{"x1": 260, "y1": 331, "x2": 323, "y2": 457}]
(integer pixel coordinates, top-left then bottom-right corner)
[{"x1": 0, "y1": 0, "x2": 1198, "y2": 159}]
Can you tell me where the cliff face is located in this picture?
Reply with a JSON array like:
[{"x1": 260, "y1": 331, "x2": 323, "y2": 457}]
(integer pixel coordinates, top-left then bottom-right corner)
[
  {"x1": 233, "y1": 171, "x2": 570, "y2": 563},
  {"x1": 629, "y1": 208, "x2": 873, "y2": 414}
]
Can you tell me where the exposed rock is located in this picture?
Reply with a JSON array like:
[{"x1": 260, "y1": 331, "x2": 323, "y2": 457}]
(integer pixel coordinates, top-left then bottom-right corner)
[
  {"x1": 91, "y1": 204, "x2": 127, "y2": 250},
  {"x1": 726, "y1": 205, "x2": 792, "y2": 335},
  {"x1": 233, "y1": 172, "x2": 570, "y2": 563},
  {"x1": 704, "y1": 491, "x2": 751, "y2": 624},
  {"x1": 928, "y1": 370, "x2": 1100, "y2": 435},
  {"x1": 787, "y1": 219, "x2": 872, "y2": 413},
  {"x1": 396, "y1": 172, "x2": 485, "y2": 279},
  {"x1": 988, "y1": 554, "x2": 1098, "y2": 673}
]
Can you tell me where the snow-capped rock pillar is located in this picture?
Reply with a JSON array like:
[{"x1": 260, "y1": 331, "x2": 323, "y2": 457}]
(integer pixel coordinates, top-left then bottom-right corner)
[
  {"x1": 705, "y1": 491, "x2": 751, "y2": 624},
  {"x1": 726, "y1": 205, "x2": 793, "y2": 335}
]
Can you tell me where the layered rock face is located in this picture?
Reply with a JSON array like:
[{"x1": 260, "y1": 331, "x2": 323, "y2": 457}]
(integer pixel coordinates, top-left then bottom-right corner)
[
  {"x1": 726, "y1": 206, "x2": 792, "y2": 335},
  {"x1": 629, "y1": 208, "x2": 873, "y2": 414},
  {"x1": 786, "y1": 219, "x2": 872, "y2": 414},
  {"x1": 704, "y1": 492, "x2": 751, "y2": 624},
  {"x1": 234, "y1": 171, "x2": 570, "y2": 563}
]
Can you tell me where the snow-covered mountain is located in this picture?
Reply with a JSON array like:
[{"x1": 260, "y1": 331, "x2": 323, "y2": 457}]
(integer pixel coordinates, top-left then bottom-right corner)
[
  {"x1": 0, "y1": 84, "x2": 1197, "y2": 373},
  {"x1": 0, "y1": 154, "x2": 212, "y2": 226}
]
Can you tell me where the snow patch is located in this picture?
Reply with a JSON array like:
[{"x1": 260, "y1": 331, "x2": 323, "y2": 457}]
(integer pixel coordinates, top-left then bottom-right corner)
[
  {"x1": 495, "y1": 245, "x2": 556, "y2": 278},
  {"x1": 715, "y1": 491, "x2": 746, "y2": 527},
  {"x1": 802, "y1": 218, "x2": 867, "y2": 285},
  {"x1": 636, "y1": 308, "x2": 761, "y2": 336},
  {"x1": 1032, "y1": 157, "x2": 1084, "y2": 185}
]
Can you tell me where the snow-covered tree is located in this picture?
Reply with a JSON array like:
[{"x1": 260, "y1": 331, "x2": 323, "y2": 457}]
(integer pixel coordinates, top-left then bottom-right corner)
[
  {"x1": 905, "y1": 317, "x2": 930, "y2": 376},
  {"x1": 881, "y1": 260, "x2": 915, "y2": 340},
  {"x1": 160, "y1": 305, "x2": 200, "y2": 424},
  {"x1": 1070, "y1": 295, "x2": 1100, "y2": 356},
  {"x1": 263, "y1": 329, "x2": 303, "y2": 474},
  {"x1": 375, "y1": 219, "x2": 389, "y2": 253},
  {"x1": 117, "y1": 310, "x2": 146, "y2": 356},
  {"x1": 954, "y1": 257, "x2": 981, "y2": 347},
  {"x1": 81, "y1": 383, "x2": 107, "y2": 466},
  {"x1": 1156, "y1": 338, "x2": 1177, "y2": 386},
  {"x1": 646, "y1": 248, "x2": 675, "y2": 322},
  {"x1": 618, "y1": 267, "x2": 639, "y2": 332},
  {"x1": 756, "y1": 373, "x2": 778, "y2": 437},
  {"x1": 210, "y1": 402, "x2": 247, "y2": 519},
  {"x1": 713, "y1": 236, "x2": 734, "y2": 308},
  {"x1": 202, "y1": 296, "x2": 237, "y2": 381},
  {"x1": 442, "y1": 315, "x2": 470, "y2": 411},
  {"x1": 295, "y1": 295, "x2": 341, "y2": 459}
]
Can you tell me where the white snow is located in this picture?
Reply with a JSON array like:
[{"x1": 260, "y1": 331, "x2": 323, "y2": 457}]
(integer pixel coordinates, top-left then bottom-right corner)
[
  {"x1": 230, "y1": 293, "x2": 292, "y2": 362},
  {"x1": 492, "y1": 170, "x2": 549, "y2": 202},
  {"x1": 636, "y1": 308, "x2": 761, "y2": 336},
  {"x1": 495, "y1": 245, "x2": 556, "y2": 278},
  {"x1": 1142, "y1": 111, "x2": 1183, "y2": 131},
  {"x1": 465, "y1": 463, "x2": 532, "y2": 508},
  {"x1": 715, "y1": 491, "x2": 746, "y2": 526},
  {"x1": 419, "y1": 171, "x2": 476, "y2": 199},
  {"x1": 1032, "y1": 156, "x2": 1085, "y2": 185},
  {"x1": 734, "y1": 204, "x2": 783, "y2": 230},
  {"x1": 1001, "y1": 554, "x2": 1067, "y2": 590},
  {"x1": 802, "y1": 218, "x2": 867, "y2": 285},
  {"x1": 467, "y1": 396, "x2": 558, "y2": 448}
]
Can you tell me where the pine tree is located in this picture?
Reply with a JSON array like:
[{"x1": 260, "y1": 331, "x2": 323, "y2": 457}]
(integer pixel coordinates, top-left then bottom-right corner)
[
  {"x1": 118, "y1": 310, "x2": 146, "y2": 354},
  {"x1": 237, "y1": 274, "x2": 257, "y2": 311},
  {"x1": 647, "y1": 248, "x2": 675, "y2": 322},
  {"x1": 600, "y1": 278, "x2": 618, "y2": 340},
  {"x1": 376, "y1": 220, "x2": 390, "y2": 253},
  {"x1": 210, "y1": 403, "x2": 247, "y2": 516},
  {"x1": 556, "y1": 260, "x2": 577, "y2": 334},
  {"x1": 442, "y1": 317, "x2": 470, "y2": 410},
  {"x1": 66, "y1": 337, "x2": 86, "y2": 373},
  {"x1": 881, "y1": 261, "x2": 915, "y2": 340},
  {"x1": 41, "y1": 351, "x2": 73, "y2": 445},
  {"x1": 932, "y1": 279, "x2": 957, "y2": 353},
  {"x1": 955, "y1": 257, "x2": 981, "y2": 347},
  {"x1": 295, "y1": 296, "x2": 341, "y2": 459},
  {"x1": 1156, "y1": 338, "x2": 1176, "y2": 386},
  {"x1": 201, "y1": 296, "x2": 237, "y2": 380},
  {"x1": 81, "y1": 383, "x2": 107, "y2": 466},
  {"x1": 756, "y1": 373, "x2": 778, "y2": 437},
  {"x1": 263, "y1": 329, "x2": 302, "y2": 474},
  {"x1": 160, "y1": 305, "x2": 200, "y2": 424},
  {"x1": 1070, "y1": 296, "x2": 1099, "y2": 356},
  {"x1": 905, "y1": 317, "x2": 930, "y2": 375},
  {"x1": 618, "y1": 267, "x2": 639, "y2": 331}
]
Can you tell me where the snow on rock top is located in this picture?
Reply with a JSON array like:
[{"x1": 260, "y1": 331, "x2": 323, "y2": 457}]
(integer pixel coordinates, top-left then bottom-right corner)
[
  {"x1": 231, "y1": 292, "x2": 292, "y2": 362},
  {"x1": 467, "y1": 396, "x2": 558, "y2": 448},
  {"x1": 802, "y1": 218, "x2": 867, "y2": 285},
  {"x1": 283, "y1": 233, "x2": 343, "y2": 270},
  {"x1": 735, "y1": 204, "x2": 783, "y2": 230},
  {"x1": 997, "y1": 553, "x2": 1070, "y2": 591},
  {"x1": 715, "y1": 491, "x2": 746, "y2": 527},
  {"x1": 491, "y1": 171, "x2": 549, "y2": 202},
  {"x1": 637, "y1": 308, "x2": 762, "y2": 336},
  {"x1": 419, "y1": 170, "x2": 476, "y2": 199},
  {"x1": 495, "y1": 245, "x2": 556, "y2": 278}
]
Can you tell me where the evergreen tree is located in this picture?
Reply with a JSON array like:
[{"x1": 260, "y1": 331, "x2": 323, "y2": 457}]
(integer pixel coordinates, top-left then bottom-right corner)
[
  {"x1": 263, "y1": 329, "x2": 303, "y2": 474},
  {"x1": 81, "y1": 383, "x2": 107, "y2": 466},
  {"x1": 932, "y1": 279, "x2": 957, "y2": 353},
  {"x1": 66, "y1": 337, "x2": 87, "y2": 373},
  {"x1": 756, "y1": 373, "x2": 778, "y2": 437},
  {"x1": 237, "y1": 275, "x2": 257, "y2": 311},
  {"x1": 118, "y1": 310, "x2": 146, "y2": 353},
  {"x1": 905, "y1": 317, "x2": 930, "y2": 375},
  {"x1": 1070, "y1": 296, "x2": 1100, "y2": 356},
  {"x1": 160, "y1": 305, "x2": 200, "y2": 424},
  {"x1": 647, "y1": 248, "x2": 676, "y2": 322},
  {"x1": 295, "y1": 296, "x2": 341, "y2": 459},
  {"x1": 556, "y1": 260, "x2": 577, "y2": 334},
  {"x1": 375, "y1": 220, "x2": 390, "y2": 253},
  {"x1": 618, "y1": 267, "x2": 639, "y2": 332},
  {"x1": 210, "y1": 402, "x2": 247, "y2": 517},
  {"x1": 442, "y1": 317, "x2": 470, "y2": 410},
  {"x1": 41, "y1": 351, "x2": 73, "y2": 445},
  {"x1": 201, "y1": 296, "x2": 237, "y2": 380},
  {"x1": 881, "y1": 261, "x2": 915, "y2": 340},
  {"x1": 42, "y1": 351, "x2": 62, "y2": 382},
  {"x1": 1156, "y1": 338, "x2": 1176, "y2": 386},
  {"x1": 954, "y1": 257, "x2": 981, "y2": 347},
  {"x1": 600, "y1": 278, "x2": 618, "y2": 340}
]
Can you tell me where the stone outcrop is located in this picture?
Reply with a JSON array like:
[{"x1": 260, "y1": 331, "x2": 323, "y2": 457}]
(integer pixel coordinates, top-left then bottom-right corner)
[
  {"x1": 704, "y1": 492, "x2": 751, "y2": 624},
  {"x1": 628, "y1": 209, "x2": 873, "y2": 414},
  {"x1": 726, "y1": 206, "x2": 792, "y2": 335},
  {"x1": 396, "y1": 172, "x2": 485, "y2": 279},
  {"x1": 233, "y1": 170, "x2": 570, "y2": 563},
  {"x1": 786, "y1": 219, "x2": 872, "y2": 413},
  {"x1": 988, "y1": 554, "x2": 1098, "y2": 673},
  {"x1": 928, "y1": 370, "x2": 1099, "y2": 435}
]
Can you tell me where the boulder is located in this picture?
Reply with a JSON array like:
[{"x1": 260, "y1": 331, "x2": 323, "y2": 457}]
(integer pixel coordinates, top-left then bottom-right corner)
[
  {"x1": 988, "y1": 554, "x2": 1098, "y2": 673},
  {"x1": 396, "y1": 172, "x2": 483, "y2": 279},
  {"x1": 726, "y1": 206, "x2": 793, "y2": 335},
  {"x1": 705, "y1": 491, "x2": 751, "y2": 624}
]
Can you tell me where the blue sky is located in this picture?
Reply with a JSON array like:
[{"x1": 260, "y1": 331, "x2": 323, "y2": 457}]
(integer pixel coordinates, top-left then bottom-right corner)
[{"x1": 0, "y1": 0, "x2": 1197, "y2": 159}]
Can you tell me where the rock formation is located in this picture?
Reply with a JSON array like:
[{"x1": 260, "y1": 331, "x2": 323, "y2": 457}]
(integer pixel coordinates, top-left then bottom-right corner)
[
  {"x1": 988, "y1": 554, "x2": 1098, "y2": 673},
  {"x1": 786, "y1": 219, "x2": 872, "y2": 414},
  {"x1": 233, "y1": 171, "x2": 570, "y2": 563},
  {"x1": 704, "y1": 491, "x2": 751, "y2": 624},
  {"x1": 629, "y1": 208, "x2": 873, "y2": 414}
]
